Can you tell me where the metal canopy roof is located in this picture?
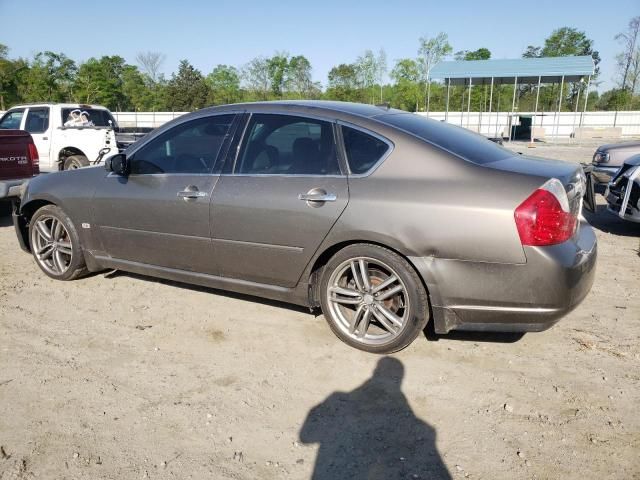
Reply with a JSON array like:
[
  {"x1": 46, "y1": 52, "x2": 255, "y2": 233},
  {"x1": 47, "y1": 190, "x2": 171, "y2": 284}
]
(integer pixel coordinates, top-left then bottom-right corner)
[{"x1": 430, "y1": 56, "x2": 594, "y2": 85}]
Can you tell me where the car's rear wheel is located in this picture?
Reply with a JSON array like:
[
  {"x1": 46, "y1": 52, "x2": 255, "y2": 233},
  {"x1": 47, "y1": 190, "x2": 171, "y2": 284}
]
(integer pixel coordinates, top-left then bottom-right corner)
[
  {"x1": 319, "y1": 244, "x2": 429, "y2": 354},
  {"x1": 63, "y1": 155, "x2": 89, "y2": 170},
  {"x1": 29, "y1": 205, "x2": 87, "y2": 280}
]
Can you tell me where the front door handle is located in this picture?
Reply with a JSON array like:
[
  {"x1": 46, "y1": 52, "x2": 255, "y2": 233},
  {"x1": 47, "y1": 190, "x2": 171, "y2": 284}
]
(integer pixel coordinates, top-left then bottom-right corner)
[
  {"x1": 177, "y1": 185, "x2": 208, "y2": 200},
  {"x1": 298, "y1": 190, "x2": 337, "y2": 203}
]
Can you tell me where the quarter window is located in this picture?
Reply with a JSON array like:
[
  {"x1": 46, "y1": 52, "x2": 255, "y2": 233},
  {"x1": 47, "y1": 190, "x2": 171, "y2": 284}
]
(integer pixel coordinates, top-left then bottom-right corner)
[
  {"x1": 130, "y1": 114, "x2": 235, "y2": 175},
  {"x1": 0, "y1": 109, "x2": 25, "y2": 130},
  {"x1": 341, "y1": 126, "x2": 390, "y2": 174},
  {"x1": 25, "y1": 108, "x2": 50, "y2": 134},
  {"x1": 237, "y1": 114, "x2": 340, "y2": 175}
]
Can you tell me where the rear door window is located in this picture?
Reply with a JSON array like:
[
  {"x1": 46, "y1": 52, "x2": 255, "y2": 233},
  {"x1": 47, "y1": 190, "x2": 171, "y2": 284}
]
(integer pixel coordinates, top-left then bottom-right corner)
[
  {"x1": 25, "y1": 108, "x2": 50, "y2": 133},
  {"x1": 236, "y1": 114, "x2": 340, "y2": 175},
  {"x1": 341, "y1": 126, "x2": 390, "y2": 174},
  {"x1": 0, "y1": 109, "x2": 25, "y2": 129}
]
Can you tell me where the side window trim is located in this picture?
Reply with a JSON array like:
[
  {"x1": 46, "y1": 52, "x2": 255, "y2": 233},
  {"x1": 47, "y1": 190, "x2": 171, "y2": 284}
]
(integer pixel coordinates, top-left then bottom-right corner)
[
  {"x1": 230, "y1": 112, "x2": 346, "y2": 177},
  {"x1": 128, "y1": 112, "x2": 239, "y2": 176},
  {"x1": 337, "y1": 121, "x2": 394, "y2": 177}
]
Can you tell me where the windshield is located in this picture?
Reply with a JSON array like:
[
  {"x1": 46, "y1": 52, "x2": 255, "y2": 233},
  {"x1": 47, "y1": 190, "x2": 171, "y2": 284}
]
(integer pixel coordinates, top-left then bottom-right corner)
[
  {"x1": 61, "y1": 108, "x2": 116, "y2": 128},
  {"x1": 377, "y1": 113, "x2": 512, "y2": 165}
]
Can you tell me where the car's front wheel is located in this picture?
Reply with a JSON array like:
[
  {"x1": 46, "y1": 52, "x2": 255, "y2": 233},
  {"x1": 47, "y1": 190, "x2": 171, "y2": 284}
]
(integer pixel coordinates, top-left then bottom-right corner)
[
  {"x1": 320, "y1": 244, "x2": 429, "y2": 354},
  {"x1": 29, "y1": 205, "x2": 87, "y2": 280}
]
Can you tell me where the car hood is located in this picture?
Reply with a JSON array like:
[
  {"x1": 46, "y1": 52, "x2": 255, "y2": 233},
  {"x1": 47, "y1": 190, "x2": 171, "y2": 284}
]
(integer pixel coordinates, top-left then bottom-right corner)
[{"x1": 596, "y1": 140, "x2": 640, "y2": 152}]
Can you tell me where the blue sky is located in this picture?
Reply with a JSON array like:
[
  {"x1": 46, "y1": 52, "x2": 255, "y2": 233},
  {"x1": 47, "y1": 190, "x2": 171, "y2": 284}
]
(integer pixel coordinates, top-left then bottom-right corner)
[{"x1": 0, "y1": 0, "x2": 637, "y2": 91}]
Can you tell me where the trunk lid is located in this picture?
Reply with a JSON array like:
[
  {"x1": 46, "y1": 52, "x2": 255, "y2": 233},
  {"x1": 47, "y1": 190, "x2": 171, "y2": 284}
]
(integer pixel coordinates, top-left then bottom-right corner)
[
  {"x1": 485, "y1": 154, "x2": 585, "y2": 218},
  {"x1": 0, "y1": 130, "x2": 38, "y2": 180}
]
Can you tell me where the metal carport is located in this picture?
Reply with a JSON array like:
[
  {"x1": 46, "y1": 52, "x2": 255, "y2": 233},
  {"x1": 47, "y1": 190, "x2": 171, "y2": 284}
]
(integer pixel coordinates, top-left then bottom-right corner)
[{"x1": 429, "y1": 55, "x2": 595, "y2": 140}]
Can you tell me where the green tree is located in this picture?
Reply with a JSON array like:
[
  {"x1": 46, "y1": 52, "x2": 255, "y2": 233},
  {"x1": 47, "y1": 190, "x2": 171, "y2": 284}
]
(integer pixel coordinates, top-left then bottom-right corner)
[
  {"x1": 286, "y1": 55, "x2": 312, "y2": 97},
  {"x1": 326, "y1": 63, "x2": 362, "y2": 102},
  {"x1": 266, "y1": 53, "x2": 290, "y2": 97},
  {"x1": 390, "y1": 58, "x2": 421, "y2": 111},
  {"x1": 206, "y1": 64, "x2": 241, "y2": 105},
  {"x1": 615, "y1": 16, "x2": 640, "y2": 93},
  {"x1": 0, "y1": 44, "x2": 27, "y2": 109},
  {"x1": 455, "y1": 48, "x2": 491, "y2": 60},
  {"x1": 19, "y1": 51, "x2": 76, "y2": 103},
  {"x1": 73, "y1": 56, "x2": 128, "y2": 110},
  {"x1": 165, "y1": 60, "x2": 209, "y2": 111},
  {"x1": 418, "y1": 32, "x2": 452, "y2": 111},
  {"x1": 242, "y1": 56, "x2": 270, "y2": 100}
]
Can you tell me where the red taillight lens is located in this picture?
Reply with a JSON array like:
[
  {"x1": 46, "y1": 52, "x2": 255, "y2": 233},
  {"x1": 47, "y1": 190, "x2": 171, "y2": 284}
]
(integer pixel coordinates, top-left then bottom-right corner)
[
  {"x1": 514, "y1": 186, "x2": 577, "y2": 246},
  {"x1": 28, "y1": 143, "x2": 40, "y2": 174}
]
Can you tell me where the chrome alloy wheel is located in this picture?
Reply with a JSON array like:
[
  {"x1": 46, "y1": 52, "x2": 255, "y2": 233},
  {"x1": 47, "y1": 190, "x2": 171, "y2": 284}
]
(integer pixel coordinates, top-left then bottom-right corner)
[
  {"x1": 326, "y1": 257, "x2": 409, "y2": 345},
  {"x1": 30, "y1": 215, "x2": 73, "y2": 276}
]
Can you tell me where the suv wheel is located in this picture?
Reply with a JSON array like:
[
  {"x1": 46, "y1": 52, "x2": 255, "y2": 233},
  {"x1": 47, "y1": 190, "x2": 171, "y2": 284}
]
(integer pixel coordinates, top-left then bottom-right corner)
[
  {"x1": 319, "y1": 244, "x2": 429, "y2": 354},
  {"x1": 29, "y1": 205, "x2": 87, "y2": 280}
]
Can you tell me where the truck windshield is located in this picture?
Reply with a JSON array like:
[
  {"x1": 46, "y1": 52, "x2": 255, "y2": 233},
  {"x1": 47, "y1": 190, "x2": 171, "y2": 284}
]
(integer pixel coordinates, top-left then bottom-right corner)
[{"x1": 61, "y1": 108, "x2": 116, "y2": 128}]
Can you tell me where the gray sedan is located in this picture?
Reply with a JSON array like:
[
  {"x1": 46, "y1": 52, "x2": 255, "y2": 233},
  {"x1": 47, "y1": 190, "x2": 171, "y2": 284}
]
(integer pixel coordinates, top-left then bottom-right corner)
[{"x1": 12, "y1": 101, "x2": 597, "y2": 353}]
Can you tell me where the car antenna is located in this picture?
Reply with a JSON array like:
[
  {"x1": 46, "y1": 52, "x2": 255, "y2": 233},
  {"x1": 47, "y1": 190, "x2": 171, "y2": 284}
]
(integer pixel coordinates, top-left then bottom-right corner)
[{"x1": 375, "y1": 102, "x2": 391, "y2": 110}]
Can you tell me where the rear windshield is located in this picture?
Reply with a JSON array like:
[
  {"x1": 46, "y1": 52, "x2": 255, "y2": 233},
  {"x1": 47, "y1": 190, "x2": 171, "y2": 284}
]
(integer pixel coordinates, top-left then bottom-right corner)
[
  {"x1": 377, "y1": 113, "x2": 512, "y2": 165},
  {"x1": 61, "y1": 108, "x2": 115, "y2": 128}
]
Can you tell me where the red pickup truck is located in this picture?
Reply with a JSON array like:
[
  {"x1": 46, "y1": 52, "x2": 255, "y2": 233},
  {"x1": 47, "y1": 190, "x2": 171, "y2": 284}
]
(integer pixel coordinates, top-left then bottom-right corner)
[{"x1": 0, "y1": 130, "x2": 40, "y2": 205}]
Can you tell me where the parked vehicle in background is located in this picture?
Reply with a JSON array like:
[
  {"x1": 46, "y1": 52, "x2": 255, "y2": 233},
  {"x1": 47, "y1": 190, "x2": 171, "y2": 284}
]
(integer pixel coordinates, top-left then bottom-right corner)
[
  {"x1": 0, "y1": 129, "x2": 39, "y2": 213},
  {"x1": 0, "y1": 103, "x2": 121, "y2": 171},
  {"x1": 12, "y1": 101, "x2": 597, "y2": 354},
  {"x1": 605, "y1": 155, "x2": 640, "y2": 223},
  {"x1": 591, "y1": 140, "x2": 640, "y2": 185}
]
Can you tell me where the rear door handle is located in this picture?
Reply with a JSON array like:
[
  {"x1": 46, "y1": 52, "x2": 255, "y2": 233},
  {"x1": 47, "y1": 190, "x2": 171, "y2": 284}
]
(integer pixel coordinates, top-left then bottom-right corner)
[
  {"x1": 177, "y1": 186, "x2": 208, "y2": 200},
  {"x1": 298, "y1": 192, "x2": 337, "y2": 202}
]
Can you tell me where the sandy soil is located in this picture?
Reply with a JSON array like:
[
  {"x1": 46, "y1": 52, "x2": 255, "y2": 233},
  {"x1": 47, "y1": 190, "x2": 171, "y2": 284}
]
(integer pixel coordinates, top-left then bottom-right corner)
[{"x1": 1, "y1": 141, "x2": 639, "y2": 479}]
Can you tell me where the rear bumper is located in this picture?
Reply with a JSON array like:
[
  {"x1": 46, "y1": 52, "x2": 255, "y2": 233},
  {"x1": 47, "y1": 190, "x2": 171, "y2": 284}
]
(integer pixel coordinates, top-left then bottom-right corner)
[
  {"x1": 0, "y1": 177, "x2": 31, "y2": 199},
  {"x1": 409, "y1": 220, "x2": 597, "y2": 334}
]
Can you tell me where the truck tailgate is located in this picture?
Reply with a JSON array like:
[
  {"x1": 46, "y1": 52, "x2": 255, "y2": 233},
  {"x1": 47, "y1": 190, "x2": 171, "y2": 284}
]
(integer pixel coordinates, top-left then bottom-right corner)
[{"x1": 0, "y1": 130, "x2": 36, "y2": 180}]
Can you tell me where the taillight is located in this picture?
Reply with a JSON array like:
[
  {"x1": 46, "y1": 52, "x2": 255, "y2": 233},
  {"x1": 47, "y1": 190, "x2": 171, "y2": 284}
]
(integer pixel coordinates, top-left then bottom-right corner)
[
  {"x1": 28, "y1": 143, "x2": 40, "y2": 174},
  {"x1": 514, "y1": 178, "x2": 577, "y2": 246}
]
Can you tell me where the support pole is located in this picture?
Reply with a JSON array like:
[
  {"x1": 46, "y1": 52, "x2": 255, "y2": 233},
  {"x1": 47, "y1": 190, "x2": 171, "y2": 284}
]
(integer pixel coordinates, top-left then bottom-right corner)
[
  {"x1": 488, "y1": 77, "x2": 494, "y2": 137},
  {"x1": 532, "y1": 75, "x2": 541, "y2": 144},
  {"x1": 509, "y1": 76, "x2": 518, "y2": 142},
  {"x1": 495, "y1": 83, "x2": 501, "y2": 138},
  {"x1": 554, "y1": 75, "x2": 565, "y2": 141},
  {"x1": 426, "y1": 75, "x2": 431, "y2": 117},
  {"x1": 467, "y1": 77, "x2": 472, "y2": 129},
  {"x1": 580, "y1": 75, "x2": 591, "y2": 127},
  {"x1": 445, "y1": 77, "x2": 450, "y2": 122}
]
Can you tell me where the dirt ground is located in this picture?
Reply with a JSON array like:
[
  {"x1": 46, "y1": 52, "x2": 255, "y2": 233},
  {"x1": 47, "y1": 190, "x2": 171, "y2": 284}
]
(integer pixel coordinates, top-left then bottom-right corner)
[{"x1": 1, "y1": 140, "x2": 639, "y2": 480}]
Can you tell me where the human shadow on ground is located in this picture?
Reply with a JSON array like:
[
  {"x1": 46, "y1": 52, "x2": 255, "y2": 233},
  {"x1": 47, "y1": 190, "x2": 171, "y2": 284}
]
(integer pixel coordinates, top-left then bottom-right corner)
[{"x1": 300, "y1": 357, "x2": 451, "y2": 480}]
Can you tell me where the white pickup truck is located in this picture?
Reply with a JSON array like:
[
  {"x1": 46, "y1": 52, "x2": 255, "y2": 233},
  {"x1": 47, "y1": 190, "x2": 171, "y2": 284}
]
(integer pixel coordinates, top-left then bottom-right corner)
[{"x1": 0, "y1": 103, "x2": 120, "y2": 171}]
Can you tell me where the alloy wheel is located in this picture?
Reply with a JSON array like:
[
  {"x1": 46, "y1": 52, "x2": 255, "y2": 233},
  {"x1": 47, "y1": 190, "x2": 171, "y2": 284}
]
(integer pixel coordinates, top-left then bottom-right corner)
[
  {"x1": 326, "y1": 257, "x2": 410, "y2": 346},
  {"x1": 30, "y1": 215, "x2": 73, "y2": 276}
]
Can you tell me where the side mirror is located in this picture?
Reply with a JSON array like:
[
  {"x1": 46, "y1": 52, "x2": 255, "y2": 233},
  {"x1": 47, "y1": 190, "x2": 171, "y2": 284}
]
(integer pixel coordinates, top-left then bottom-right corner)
[{"x1": 105, "y1": 153, "x2": 129, "y2": 176}]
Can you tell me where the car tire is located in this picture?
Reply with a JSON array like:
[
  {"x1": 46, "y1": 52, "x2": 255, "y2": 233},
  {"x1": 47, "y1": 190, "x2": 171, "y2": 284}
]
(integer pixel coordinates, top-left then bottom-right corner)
[
  {"x1": 319, "y1": 244, "x2": 430, "y2": 354},
  {"x1": 63, "y1": 155, "x2": 89, "y2": 170},
  {"x1": 29, "y1": 205, "x2": 88, "y2": 281}
]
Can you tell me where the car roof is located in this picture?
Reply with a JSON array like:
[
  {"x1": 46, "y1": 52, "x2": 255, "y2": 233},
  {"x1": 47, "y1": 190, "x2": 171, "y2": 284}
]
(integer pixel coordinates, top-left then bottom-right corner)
[
  {"x1": 196, "y1": 100, "x2": 406, "y2": 123},
  {"x1": 7, "y1": 103, "x2": 110, "y2": 110}
]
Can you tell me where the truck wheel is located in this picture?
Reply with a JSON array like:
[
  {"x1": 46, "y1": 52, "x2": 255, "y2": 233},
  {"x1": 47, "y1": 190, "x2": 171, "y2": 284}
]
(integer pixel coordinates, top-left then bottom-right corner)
[{"x1": 63, "y1": 155, "x2": 89, "y2": 170}]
